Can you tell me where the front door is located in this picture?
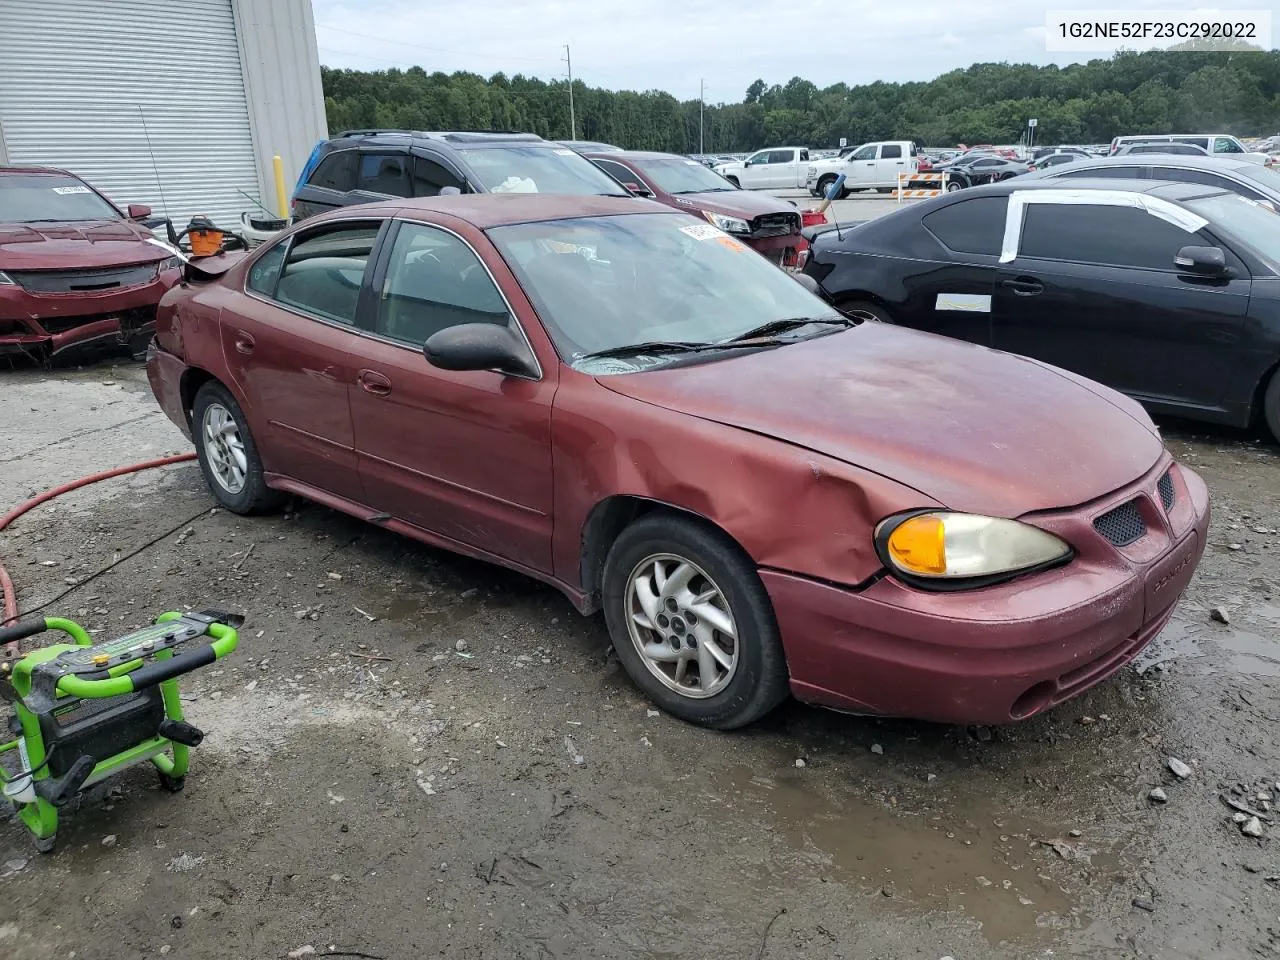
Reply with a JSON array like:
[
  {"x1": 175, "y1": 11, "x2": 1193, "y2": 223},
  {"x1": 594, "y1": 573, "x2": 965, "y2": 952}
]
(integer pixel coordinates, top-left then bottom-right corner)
[
  {"x1": 875, "y1": 143, "x2": 908, "y2": 188},
  {"x1": 348, "y1": 219, "x2": 557, "y2": 573},
  {"x1": 221, "y1": 220, "x2": 387, "y2": 502},
  {"x1": 992, "y1": 199, "x2": 1250, "y2": 409},
  {"x1": 843, "y1": 144, "x2": 879, "y2": 190},
  {"x1": 740, "y1": 151, "x2": 772, "y2": 189}
]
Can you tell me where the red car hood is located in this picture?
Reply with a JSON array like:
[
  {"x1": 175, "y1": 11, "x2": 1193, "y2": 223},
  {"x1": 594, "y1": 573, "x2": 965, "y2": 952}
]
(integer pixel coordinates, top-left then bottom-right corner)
[
  {"x1": 597, "y1": 324, "x2": 1163, "y2": 517},
  {"x1": 667, "y1": 190, "x2": 800, "y2": 220},
  {"x1": 0, "y1": 219, "x2": 167, "y2": 270}
]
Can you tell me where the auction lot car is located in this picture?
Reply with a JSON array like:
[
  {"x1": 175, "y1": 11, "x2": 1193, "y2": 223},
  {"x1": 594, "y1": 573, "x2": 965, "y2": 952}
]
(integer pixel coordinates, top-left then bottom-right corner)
[
  {"x1": 803, "y1": 178, "x2": 1280, "y2": 438},
  {"x1": 585, "y1": 150, "x2": 805, "y2": 265},
  {"x1": 1023, "y1": 154, "x2": 1280, "y2": 210},
  {"x1": 147, "y1": 194, "x2": 1208, "y2": 729},
  {"x1": 291, "y1": 130, "x2": 630, "y2": 220},
  {"x1": 940, "y1": 154, "x2": 1027, "y2": 191},
  {"x1": 0, "y1": 166, "x2": 181, "y2": 359}
]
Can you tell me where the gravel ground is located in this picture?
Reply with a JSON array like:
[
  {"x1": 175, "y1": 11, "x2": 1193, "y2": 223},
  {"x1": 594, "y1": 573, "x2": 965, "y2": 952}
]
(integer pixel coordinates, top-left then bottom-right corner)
[{"x1": 0, "y1": 360, "x2": 1278, "y2": 960}]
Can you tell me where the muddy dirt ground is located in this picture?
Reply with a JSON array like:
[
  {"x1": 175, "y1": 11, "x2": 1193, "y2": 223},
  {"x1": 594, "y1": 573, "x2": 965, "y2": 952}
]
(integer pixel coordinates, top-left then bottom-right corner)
[{"x1": 1, "y1": 360, "x2": 1278, "y2": 960}]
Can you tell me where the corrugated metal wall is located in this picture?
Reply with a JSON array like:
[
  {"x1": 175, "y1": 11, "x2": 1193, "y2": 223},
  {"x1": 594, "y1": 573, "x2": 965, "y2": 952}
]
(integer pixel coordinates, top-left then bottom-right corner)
[
  {"x1": 0, "y1": 0, "x2": 327, "y2": 228},
  {"x1": 233, "y1": 0, "x2": 328, "y2": 216}
]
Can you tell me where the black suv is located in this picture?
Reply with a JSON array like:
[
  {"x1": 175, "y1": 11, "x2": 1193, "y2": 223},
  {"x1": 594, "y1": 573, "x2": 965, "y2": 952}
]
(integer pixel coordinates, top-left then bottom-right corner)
[{"x1": 292, "y1": 130, "x2": 629, "y2": 220}]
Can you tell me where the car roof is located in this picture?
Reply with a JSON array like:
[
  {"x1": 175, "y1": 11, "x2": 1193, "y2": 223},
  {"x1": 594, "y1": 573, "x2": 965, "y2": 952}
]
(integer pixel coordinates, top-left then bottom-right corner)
[
  {"x1": 303, "y1": 193, "x2": 677, "y2": 230},
  {"x1": 0, "y1": 165, "x2": 79, "y2": 177},
  {"x1": 327, "y1": 130, "x2": 548, "y2": 150},
  {"x1": 1044, "y1": 155, "x2": 1255, "y2": 174}
]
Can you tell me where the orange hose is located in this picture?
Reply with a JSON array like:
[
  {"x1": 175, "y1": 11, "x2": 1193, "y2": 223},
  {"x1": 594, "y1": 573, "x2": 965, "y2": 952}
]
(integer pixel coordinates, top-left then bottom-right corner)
[{"x1": 1, "y1": 454, "x2": 197, "y2": 644}]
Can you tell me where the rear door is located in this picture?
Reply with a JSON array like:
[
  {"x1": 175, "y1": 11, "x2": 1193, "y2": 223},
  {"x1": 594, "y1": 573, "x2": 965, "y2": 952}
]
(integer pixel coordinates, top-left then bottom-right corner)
[
  {"x1": 992, "y1": 200, "x2": 1250, "y2": 409},
  {"x1": 913, "y1": 195, "x2": 1005, "y2": 343},
  {"x1": 223, "y1": 220, "x2": 388, "y2": 502},
  {"x1": 292, "y1": 149, "x2": 357, "y2": 221},
  {"x1": 875, "y1": 143, "x2": 908, "y2": 188}
]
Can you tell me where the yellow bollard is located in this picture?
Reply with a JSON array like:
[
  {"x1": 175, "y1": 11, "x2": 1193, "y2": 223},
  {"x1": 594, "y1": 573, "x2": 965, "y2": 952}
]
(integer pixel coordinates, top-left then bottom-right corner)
[{"x1": 272, "y1": 155, "x2": 288, "y2": 219}]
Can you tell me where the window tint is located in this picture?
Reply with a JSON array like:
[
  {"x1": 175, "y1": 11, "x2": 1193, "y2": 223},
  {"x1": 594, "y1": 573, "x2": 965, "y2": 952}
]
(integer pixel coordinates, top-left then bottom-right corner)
[
  {"x1": 799, "y1": 150, "x2": 809, "y2": 162},
  {"x1": 246, "y1": 242, "x2": 287, "y2": 296},
  {"x1": 376, "y1": 223, "x2": 510, "y2": 346},
  {"x1": 1152, "y1": 166, "x2": 1269, "y2": 204},
  {"x1": 1019, "y1": 204, "x2": 1195, "y2": 269},
  {"x1": 308, "y1": 151, "x2": 357, "y2": 192},
  {"x1": 1172, "y1": 137, "x2": 1209, "y2": 150},
  {"x1": 767, "y1": 150, "x2": 795, "y2": 164},
  {"x1": 973, "y1": 158, "x2": 1000, "y2": 167},
  {"x1": 1045, "y1": 154, "x2": 1074, "y2": 165},
  {"x1": 1215, "y1": 137, "x2": 1243, "y2": 154},
  {"x1": 881, "y1": 144, "x2": 902, "y2": 159},
  {"x1": 412, "y1": 156, "x2": 465, "y2": 196},
  {"x1": 357, "y1": 153, "x2": 411, "y2": 197},
  {"x1": 747, "y1": 151, "x2": 770, "y2": 165},
  {"x1": 591, "y1": 158, "x2": 642, "y2": 188},
  {"x1": 851, "y1": 145, "x2": 877, "y2": 161},
  {"x1": 275, "y1": 224, "x2": 380, "y2": 324},
  {"x1": 922, "y1": 196, "x2": 1009, "y2": 256}
]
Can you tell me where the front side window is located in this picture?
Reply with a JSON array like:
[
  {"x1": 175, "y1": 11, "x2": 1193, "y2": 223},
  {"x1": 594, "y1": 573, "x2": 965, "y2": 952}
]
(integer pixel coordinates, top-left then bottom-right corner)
[
  {"x1": 357, "y1": 153, "x2": 411, "y2": 197},
  {"x1": 274, "y1": 224, "x2": 380, "y2": 324},
  {"x1": 922, "y1": 197, "x2": 1009, "y2": 256},
  {"x1": 246, "y1": 242, "x2": 287, "y2": 296},
  {"x1": 376, "y1": 223, "x2": 510, "y2": 346},
  {"x1": 631, "y1": 157, "x2": 736, "y2": 194},
  {"x1": 0, "y1": 173, "x2": 120, "y2": 223},
  {"x1": 1215, "y1": 137, "x2": 1244, "y2": 154},
  {"x1": 456, "y1": 145, "x2": 628, "y2": 196},
  {"x1": 746, "y1": 151, "x2": 770, "y2": 165},
  {"x1": 1152, "y1": 166, "x2": 1270, "y2": 204},
  {"x1": 489, "y1": 213, "x2": 843, "y2": 372},
  {"x1": 308, "y1": 151, "x2": 357, "y2": 192},
  {"x1": 1019, "y1": 204, "x2": 1198, "y2": 270},
  {"x1": 591, "y1": 158, "x2": 646, "y2": 191},
  {"x1": 1187, "y1": 192, "x2": 1280, "y2": 269},
  {"x1": 851, "y1": 145, "x2": 877, "y2": 161},
  {"x1": 881, "y1": 144, "x2": 902, "y2": 159},
  {"x1": 411, "y1": 156, "x2": 466, "y2": 197}
]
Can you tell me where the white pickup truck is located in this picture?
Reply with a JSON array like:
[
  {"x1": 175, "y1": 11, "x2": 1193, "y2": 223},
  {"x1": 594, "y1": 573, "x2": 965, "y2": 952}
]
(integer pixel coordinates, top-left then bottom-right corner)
[
  {"x1": 713, "y1": 147, "x2": 811, "y2": 190},
  {"x1": 805, "y1": 140, "x2": 921, "y2": 197}
]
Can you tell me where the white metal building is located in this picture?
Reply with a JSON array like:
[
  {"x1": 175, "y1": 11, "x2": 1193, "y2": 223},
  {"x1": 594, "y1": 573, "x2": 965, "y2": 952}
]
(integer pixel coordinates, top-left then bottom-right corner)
[{"x1": 0, "y1": 0, "x2": 327, "y2": 228}]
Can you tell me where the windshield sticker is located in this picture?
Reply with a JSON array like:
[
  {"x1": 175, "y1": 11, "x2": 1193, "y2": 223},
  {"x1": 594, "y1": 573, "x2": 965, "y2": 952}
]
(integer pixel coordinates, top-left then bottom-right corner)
[
  {"x1": 679, "y1": 223, "x2": 724, "y2": 241},
  {"x1": 714, "y1": 235, "x2": 747, "y2": 253},
  {"x1": 935, "y1": 293, "x2": 991, "y2": 313},
  {"x1": 52, "y1": 185, "x2": 91, "y2": 195}
]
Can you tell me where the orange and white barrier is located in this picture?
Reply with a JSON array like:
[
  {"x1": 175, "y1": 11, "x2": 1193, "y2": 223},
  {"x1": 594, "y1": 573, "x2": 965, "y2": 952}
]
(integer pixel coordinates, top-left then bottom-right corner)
[{"x1": 896, "y1": 171, "x2": 949, "y2": 202}]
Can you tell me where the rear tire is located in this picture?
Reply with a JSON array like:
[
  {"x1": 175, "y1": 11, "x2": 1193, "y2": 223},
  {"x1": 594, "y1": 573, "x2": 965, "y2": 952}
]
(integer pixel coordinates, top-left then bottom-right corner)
[
  {"x1": 191, "y1": 381, "x2": 282, "y2": 515},
  {"x1": 1263, "y1": 369, "x2": 1280, "y2": 442},
  {"x1": 601, "y1": 513, "x2": 789, "y2": 729},
  {"x1": 946, "y1": 179, "x2": 964, "y2": 192},
  {"x1": 838, "y1": 299, "x2": 895, "y2": 324}
]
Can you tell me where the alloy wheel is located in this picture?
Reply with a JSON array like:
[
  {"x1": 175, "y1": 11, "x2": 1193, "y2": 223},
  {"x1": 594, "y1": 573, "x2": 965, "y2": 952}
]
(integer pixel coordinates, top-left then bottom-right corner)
[{"x1": 202, "y1": 402, "x2": 248, "y2": 495}]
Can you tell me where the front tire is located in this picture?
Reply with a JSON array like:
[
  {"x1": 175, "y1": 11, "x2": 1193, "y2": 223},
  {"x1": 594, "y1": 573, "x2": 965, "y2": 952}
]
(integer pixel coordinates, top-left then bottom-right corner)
[
  {"x1": 1262, "y1": 369, "x2": 1280, "y2": 442},
  {"x1": 601, "y1": 514, "x2": 789, "y2": 729},
  {"x1": 838, "y1": 299, "x2": 895, "y2": 324},
  {"x1": 191, "y1": 381, "x2": 281, "y2": 515}
]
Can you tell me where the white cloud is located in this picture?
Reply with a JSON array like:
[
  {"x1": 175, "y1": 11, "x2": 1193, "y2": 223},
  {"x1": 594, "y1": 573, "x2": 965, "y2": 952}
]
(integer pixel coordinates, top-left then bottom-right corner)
[{"x1": 311, "y1": 0, "x2": 1268, "y2": 97}]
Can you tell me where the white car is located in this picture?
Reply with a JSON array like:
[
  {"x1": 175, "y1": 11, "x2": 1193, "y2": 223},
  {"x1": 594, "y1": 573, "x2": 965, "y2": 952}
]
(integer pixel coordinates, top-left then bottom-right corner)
[
  {"x1": 805, "y1": 140, "x2": 921, "y2": 197},
  {"x1": 1109, "y1": 134, "x2": 1268, "y2": 164},
  {"x1": 714, "y1": 147, "x2": 811, "y2": 190}
]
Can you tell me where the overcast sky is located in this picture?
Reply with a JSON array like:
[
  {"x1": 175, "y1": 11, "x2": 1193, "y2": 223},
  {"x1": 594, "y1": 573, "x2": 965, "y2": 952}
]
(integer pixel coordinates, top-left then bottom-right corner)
[{"x1": 311, "y1": 1, "x2": 1270, "y2": 102}]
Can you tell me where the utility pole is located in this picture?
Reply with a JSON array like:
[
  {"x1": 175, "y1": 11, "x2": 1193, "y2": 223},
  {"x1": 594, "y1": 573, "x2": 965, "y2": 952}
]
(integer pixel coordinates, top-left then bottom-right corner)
[
  {"x1": 563, "y1": 44, "x2": 576, "y2": 140},
  {"x1": 699, "y1": 78, "x2": 705, "y2": 154}
]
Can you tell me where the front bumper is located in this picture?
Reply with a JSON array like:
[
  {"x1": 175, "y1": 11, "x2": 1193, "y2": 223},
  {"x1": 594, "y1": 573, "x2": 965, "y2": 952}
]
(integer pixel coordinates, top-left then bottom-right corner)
[
  {"x1": 0, "y1": 270, "x2": 178, "y2": 357},
  {"x1": 766, "y1": 457, "x2": 1210, "y2": 725}
]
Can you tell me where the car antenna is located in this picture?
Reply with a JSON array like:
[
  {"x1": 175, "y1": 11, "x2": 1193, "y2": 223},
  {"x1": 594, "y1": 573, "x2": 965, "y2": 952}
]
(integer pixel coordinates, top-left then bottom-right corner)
[{"x1": 136, "y1": 105, "x2": 170, "y2": 221}]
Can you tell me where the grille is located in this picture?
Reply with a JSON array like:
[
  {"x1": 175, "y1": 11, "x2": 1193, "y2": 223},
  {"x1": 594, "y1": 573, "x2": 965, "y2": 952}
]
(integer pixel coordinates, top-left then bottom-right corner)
[
  {"x1": 1094, "y1": 500, "x2": 1146, "y2": 546},
  {"x1": 750, "y1": 212, "x2": 801, "y2": 238},
  {"x1": 8, "y1": 263, "x2": 157, "y2": 293},
  {"x1": 1157, "y1": 470, "x2": 1175, "y2": 511}
]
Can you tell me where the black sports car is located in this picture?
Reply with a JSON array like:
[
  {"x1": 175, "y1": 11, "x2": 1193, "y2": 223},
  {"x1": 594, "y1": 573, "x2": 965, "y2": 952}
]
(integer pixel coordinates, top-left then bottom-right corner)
[
  {"x1": 939, "y1": 155, "x2": 1029, "y2": 191},
  {"x1": 802, "y1": 178, "x2": 1280, "y2": 438}
]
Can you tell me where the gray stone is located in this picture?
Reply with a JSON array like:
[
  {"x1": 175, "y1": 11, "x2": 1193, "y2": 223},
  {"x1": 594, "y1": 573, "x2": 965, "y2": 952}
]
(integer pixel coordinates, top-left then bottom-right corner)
[
  {"x1": 1242, "y1": 816, "x2": 1264, "y2": 838},
  {"x1": 454, "y1": 639, "x2": 469, "y2": 653},
  {"x1": 1168, "y1": 757, "x2": 1192, "y2": 779},
  {"x1": 870, "y1": 743, "x2": 883, "y2": 755},
  {"x1": 1234, "y1": 812, "x2": 1249, "y2": 823},
  {"x1": 1210, "y1": 606, "x2": 1231, "y2": 625},
  {"x1": 1149, "y1": 787, "x2": 1168, "y2": 803}
]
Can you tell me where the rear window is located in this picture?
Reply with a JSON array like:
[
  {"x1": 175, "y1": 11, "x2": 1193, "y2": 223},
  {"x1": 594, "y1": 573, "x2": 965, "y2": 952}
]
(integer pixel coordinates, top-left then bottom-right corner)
[
  {"x1": 0, "y1": 173, "x2": 120, "y2": 223},
  {"x1": 457, "y1": 145, "x2": 628, "y2": 196},
  {"x1": 922, "y1": 196, "x2": 1009, "y2": 256},
  {"x1": 881, "y1": 144, "x2": 902, "y2": 159}
]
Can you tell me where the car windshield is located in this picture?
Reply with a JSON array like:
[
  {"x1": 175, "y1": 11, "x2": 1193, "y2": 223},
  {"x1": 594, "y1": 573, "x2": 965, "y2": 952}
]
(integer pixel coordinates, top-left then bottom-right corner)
[
  {"x1": 457, "y1": 145, "x2": 629, "y2": 196},
  {"x1": 1188, "y1": 192, "x2": 1280, "y2": 270},
  {"x1": 633, "y1": 157, "x2": 736, "y2": 194},
  {"x1": 489, "y1": 213, "x2": 843, "y2": 373},
  {"x1": 0, "y1": 173, "x2": 120, "y2": 223}
]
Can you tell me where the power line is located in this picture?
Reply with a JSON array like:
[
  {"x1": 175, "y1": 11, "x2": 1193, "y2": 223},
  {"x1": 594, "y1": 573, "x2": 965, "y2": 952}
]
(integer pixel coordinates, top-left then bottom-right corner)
[{"x1": 316, "y1": 22, "x2": 554, "y2": 64}]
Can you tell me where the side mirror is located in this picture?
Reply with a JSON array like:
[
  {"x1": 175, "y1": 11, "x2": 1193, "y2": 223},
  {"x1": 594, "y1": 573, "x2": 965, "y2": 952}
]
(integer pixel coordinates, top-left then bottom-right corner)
[
  {"x1": 423, "y1": 323, "x2": 537, "y2": 377},
  {"x1": 1174, "y1": 245, "x2": 1227, "y2": 277},
  {"x1": 743, "y1": 159, "x2": 753, "y2": 167},
  {"x1": 439, "y1": 186, "x2": 462, "y2": 197},
  {"x1": 792, "y1": 273, "x2": 822, "y2": 296},
  {"x1": 127, "y1": 203, "x2": 152, "y2": 221}
]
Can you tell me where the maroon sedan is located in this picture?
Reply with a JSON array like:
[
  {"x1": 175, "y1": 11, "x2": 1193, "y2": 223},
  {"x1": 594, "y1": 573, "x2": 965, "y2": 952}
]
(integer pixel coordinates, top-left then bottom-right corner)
[
  {"x1": 585, "y1": 151, "x2": 807, "y2": 266},
  {"x1": 146, "y1": 194, "x2": 1209, "y2": 729},
  {"x1": 0, "y1": 166, "x2": 181, "y2": 360}
]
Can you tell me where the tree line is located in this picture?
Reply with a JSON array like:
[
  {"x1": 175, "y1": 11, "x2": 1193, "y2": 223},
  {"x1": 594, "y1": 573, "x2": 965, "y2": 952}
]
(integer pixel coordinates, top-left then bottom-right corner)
[{"x1": 322, "y1": 48, "x2": 1280, "y2": 152}]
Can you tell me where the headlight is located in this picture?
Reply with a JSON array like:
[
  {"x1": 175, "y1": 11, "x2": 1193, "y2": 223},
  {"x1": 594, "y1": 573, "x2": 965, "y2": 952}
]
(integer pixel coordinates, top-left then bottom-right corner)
[
  {"x1": 875, "y1": 511, "x2": 1071, "y2": 585},
  {"x1": 0, "y1": 271, "x2": 14, "y2": 285},
  {"x1": 156, "y1": 255, "x2": 183, "y2": 273},
  {"x1": 702, "y1": 211, "x2": 750, "y2": 235}
]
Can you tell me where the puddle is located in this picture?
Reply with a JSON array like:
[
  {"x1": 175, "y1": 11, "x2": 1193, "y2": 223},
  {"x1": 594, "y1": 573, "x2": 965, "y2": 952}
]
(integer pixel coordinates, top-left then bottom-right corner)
[
  {"x1": 708, "y1": 766, "x2": 1108, "y2": 946},
  {"x1": 1137, "y1": 616, "x2": 1280, "y2": 677}
]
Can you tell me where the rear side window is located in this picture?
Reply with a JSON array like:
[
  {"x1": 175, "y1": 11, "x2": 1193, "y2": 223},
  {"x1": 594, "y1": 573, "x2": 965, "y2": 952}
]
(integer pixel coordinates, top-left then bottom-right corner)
[
  {"x1": 881, "y1": 144, "x2": 902, "y2": 159},
  {"x1": 274, "y1": 224, "x2": 380, "y2": 324},
  {"x1": 308, "y1": 151, "x2": 357, "y2": 192},
  {"x1": 357, "y1": 153, "x2": 411, "y2": 197},
  {"x1": 412, "y1": 157, "x2": 466, "y2": 197},
  {"x1": 246, "y1": 242, "x2": 287, "y2": 296},
  {"x1": 767, "y1": 150, "x2": 794, "y2": 164},
  {"x1": 1019, "y1": 205, "x2": 1195, "y2": 270},
  {"x1": 922, "y1": 196, "x2": 1009, "y2": 256}
]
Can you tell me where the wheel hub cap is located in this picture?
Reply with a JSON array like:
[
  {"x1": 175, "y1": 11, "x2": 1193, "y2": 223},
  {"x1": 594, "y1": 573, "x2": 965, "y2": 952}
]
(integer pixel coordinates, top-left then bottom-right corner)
[{"x1": 202, "y1": 402, "x2": 248, "y2": 495}]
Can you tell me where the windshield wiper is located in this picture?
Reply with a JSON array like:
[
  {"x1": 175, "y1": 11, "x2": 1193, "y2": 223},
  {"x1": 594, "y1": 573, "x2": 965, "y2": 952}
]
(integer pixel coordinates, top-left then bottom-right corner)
[
  {"x1": 577, "y1": 339, "x2": 776, "y2": 361},
  {"x1": 721, "y1": 315, "x2": 856, "y2": 343}
]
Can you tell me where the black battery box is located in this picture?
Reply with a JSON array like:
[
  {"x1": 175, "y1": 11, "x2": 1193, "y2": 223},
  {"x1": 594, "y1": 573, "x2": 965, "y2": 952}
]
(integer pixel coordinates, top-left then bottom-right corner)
[{"x1": 37, "y1": 688, "x2": 165, "y2": 777}]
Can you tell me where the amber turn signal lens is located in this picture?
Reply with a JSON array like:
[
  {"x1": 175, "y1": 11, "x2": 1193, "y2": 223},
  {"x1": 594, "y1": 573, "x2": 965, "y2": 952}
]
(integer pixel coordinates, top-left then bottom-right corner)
[{"x1": 887, "y1": 515, "x2": 947, "y2": 574}]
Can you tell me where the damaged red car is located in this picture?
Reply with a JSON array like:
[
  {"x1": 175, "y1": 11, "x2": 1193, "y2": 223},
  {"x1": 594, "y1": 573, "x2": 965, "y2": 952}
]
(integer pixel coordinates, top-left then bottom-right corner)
[
  {"x1": 146, "y1": 194, "x2": 1209, "y2": 730},
  {"x1": 0, "y1": 166, "x2": 181, "y2": 360}
]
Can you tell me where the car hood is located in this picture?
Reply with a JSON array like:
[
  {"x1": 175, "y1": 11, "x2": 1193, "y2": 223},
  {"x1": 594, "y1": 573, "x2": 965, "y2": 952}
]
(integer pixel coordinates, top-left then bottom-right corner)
[
  {"x1": 667, "y1": 190, "x2": 800, "y2": 219},
  {"x1": 0, "y1": 220, "x2": 167, "y2": 270},
  {"x1": 597, "y1": 323, "x2": 1163, "y2": 517}
]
